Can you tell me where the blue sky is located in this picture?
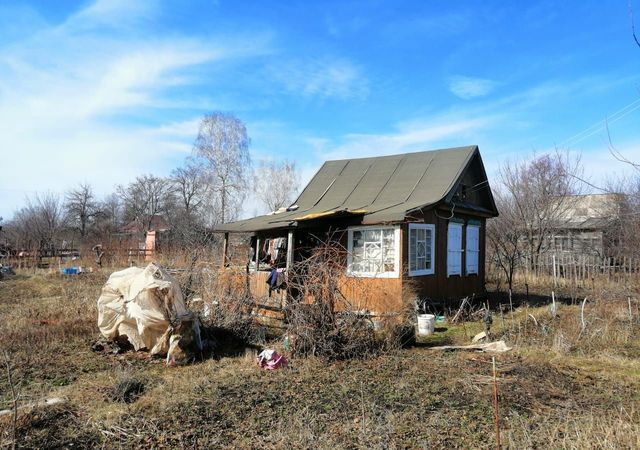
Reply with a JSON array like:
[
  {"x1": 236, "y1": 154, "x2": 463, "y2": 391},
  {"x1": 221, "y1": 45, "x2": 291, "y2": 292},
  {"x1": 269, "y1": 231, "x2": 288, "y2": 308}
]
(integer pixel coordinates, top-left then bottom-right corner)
[{"x1": 1, "y1": 0, "x2": 640, "y2": 220}]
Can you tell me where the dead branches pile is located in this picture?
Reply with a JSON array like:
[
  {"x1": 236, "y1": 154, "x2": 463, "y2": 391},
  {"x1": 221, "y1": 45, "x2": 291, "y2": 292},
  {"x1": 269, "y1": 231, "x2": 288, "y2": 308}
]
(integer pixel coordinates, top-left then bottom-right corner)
[
  {"x1": 193, "y1": 266, "x2": 263, "y2": 351},
  {"x1": 285, "y1": 239, "x2": 380, "y2": 360}
]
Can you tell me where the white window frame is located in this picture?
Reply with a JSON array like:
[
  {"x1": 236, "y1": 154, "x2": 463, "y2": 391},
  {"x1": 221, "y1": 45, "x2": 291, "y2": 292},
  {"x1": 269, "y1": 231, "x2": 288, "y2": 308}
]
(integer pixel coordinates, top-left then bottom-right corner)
[
  {"x1": 408, "y1": 223, "x2": 435, "y2": 276},
  {"x1": 347, "y1": 225, "x2": 401, "y2": 278},
  {"x1": 447, "y1": 222, "x2": 463, "y2": 277},
  {"x1": 465, "y1": 224, "x2": 480, "y2": 275}
]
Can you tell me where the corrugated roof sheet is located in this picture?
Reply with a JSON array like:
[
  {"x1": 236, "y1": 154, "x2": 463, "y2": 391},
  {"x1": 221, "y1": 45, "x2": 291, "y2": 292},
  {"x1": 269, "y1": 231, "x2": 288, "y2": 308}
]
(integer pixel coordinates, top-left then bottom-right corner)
[{"x1": 217, "y1": 145, "x2": 481, "y2": 232}]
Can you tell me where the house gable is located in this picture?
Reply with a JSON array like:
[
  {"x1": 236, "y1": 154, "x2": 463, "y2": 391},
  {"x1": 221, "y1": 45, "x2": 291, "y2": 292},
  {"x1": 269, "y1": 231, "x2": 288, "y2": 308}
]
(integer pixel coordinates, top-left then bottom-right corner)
[{"x1": 443, "y1": 149, "x2": 497, "y2": 216}]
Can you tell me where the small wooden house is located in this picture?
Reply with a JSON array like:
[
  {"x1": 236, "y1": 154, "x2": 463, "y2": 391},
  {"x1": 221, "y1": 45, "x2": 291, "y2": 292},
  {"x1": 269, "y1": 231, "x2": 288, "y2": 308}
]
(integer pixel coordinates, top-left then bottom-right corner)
[{"x1": 216, "y1": 146, "x2": 498, "y2": 315}]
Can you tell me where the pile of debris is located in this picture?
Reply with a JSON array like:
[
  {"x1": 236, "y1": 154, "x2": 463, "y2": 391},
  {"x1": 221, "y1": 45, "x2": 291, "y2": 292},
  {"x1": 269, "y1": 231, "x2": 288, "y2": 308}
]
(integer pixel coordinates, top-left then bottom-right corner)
[{"x1": 97, "y1": 263, "x2": 202, "y2": 366}]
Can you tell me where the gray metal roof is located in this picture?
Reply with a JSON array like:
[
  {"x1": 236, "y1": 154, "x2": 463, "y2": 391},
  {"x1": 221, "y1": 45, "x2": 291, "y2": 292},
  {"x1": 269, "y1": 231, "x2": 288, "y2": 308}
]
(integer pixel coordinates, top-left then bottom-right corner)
[{"x1": 217, "y1": 145, "x2": 486, "y2": 232}]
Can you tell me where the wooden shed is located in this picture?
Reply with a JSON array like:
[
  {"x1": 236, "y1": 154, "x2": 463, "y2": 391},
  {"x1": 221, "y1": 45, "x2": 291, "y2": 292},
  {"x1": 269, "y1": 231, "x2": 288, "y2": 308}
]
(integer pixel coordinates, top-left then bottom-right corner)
[{"x1": 216, "y1": 145, "x2": 498, "y2": 315}]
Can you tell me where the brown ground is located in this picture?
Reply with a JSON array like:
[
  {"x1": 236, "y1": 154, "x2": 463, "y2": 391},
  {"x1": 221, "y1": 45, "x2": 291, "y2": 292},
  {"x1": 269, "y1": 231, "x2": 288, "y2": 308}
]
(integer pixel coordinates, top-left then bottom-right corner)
[{"x1": 1, "y1": 271, "x2": 639, "y2": 449}]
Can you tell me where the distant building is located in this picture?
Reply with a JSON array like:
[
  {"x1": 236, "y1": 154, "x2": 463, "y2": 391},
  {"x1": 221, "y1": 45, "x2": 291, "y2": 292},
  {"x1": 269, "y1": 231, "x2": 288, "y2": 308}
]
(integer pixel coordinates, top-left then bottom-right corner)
[
  {"x1": 119, "y1": 215, "x2": 171, "y2": 260},
  {"x1": 120, "y1": 215, "x2": 171, "y2": 235},
  {"x1": 546, "y1": 193, "x2": 622, "y2": 258}
]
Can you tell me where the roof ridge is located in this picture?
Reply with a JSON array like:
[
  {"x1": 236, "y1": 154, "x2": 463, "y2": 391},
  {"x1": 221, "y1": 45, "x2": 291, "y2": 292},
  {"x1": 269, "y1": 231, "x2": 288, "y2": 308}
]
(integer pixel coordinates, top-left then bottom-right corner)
[{"x1": 324, "y1": 145, "x2": 477, "y2": 163}]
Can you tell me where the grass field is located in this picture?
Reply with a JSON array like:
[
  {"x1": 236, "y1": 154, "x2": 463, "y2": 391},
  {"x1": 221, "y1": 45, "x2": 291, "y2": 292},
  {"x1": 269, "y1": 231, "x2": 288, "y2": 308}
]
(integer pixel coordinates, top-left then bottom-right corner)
[{"x1": 1, "y1": 270, "x2": 639, "y2": 449}]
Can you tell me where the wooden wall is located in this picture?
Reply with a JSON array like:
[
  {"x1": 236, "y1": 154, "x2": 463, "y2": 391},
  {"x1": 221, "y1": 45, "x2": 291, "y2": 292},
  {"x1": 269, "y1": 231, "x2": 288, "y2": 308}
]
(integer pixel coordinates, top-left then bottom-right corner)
[
  {"x1": 224, "y1": 207, "x2": 490, "y2": 316},
  {"x1": 338, "y1": 275, "x2": 404, "y2": 315},
  {"x1": 403, "y1": 208, "x2": 487, "y2": 302}
]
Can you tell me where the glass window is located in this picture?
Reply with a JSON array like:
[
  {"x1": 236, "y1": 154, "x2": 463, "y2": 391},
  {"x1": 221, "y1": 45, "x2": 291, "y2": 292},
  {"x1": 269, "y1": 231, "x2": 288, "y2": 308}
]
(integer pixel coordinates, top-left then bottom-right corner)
[
  {"x1": 347, "y1": 226, "x2": 400, "y2": 278},
  {"x1": 409, "y1": 224, "x2": 435, "y2": 276}
]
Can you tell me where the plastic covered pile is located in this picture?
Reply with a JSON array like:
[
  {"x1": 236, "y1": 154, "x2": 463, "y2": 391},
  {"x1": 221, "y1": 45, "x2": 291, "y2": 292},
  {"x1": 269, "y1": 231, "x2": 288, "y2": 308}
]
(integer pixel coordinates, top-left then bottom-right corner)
[{"x1": 97, "y1": 263, "x2": 201, "y2": 363}]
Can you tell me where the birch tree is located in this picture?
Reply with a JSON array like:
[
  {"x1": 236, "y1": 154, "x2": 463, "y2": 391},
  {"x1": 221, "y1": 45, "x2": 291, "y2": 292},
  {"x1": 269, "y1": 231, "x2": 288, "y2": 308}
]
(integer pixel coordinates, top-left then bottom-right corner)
[
  {"x1": 254, "y1": 159, "x2": 300, "y2": 212},
  {"x1": 193, "y1": 112, "x2": 251, "y2": 224}
]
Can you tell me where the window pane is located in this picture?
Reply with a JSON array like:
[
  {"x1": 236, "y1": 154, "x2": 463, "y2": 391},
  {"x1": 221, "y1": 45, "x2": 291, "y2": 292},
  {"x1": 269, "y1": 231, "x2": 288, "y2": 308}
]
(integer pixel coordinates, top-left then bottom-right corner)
[
  {"x1": 409, "y1": 228, "x2": 416, "y2": 270},
  {"x1": 365, "y1": 230, "x2": 380, "y2": 242},
  {"x1": 353, "y1": 230, "x2": 363, "y2": 250},
  {"x1": 350, "y1": 227, "x2": 398, "y2": 275}
]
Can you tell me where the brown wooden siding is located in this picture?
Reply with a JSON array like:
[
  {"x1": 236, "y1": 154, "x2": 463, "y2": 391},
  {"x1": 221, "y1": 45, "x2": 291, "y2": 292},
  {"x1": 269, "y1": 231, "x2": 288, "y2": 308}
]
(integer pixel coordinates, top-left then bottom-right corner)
[
  {"x1": 403, "y1": 208, "x2": 487, "y2": 302},
  {"x1": 224, "y1": 208, "x2": 488, "y2": 315},
  {"x1": 338, "y1": 274, "x2": 404, "y2": 314}
]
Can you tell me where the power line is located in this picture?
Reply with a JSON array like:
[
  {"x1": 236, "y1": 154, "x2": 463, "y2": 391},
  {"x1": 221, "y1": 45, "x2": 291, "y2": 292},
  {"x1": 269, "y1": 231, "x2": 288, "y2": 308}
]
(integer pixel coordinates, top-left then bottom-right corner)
[{"x1": 556, "y1": 97, "x2": 640, "y2": 150}]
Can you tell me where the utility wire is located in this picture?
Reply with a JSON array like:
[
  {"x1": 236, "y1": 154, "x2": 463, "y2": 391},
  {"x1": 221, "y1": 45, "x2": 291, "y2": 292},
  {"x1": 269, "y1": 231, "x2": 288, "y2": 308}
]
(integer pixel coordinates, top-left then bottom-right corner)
[{"x1": 556, "y1": 97, "x2": 640, "y2": 150}]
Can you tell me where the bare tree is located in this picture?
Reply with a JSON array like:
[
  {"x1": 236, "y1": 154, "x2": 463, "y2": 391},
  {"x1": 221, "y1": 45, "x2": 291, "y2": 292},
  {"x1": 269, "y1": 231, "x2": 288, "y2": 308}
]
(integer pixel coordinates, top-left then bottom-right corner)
[
  {"x1": 92, "y1": 193, "x2": 123, "y2": 238},
  {"x1": 193, "y1": 112, "x2": 251, "y2": 224},
  {"x1": 254, "y1": 159, "x2": 300, "y2": 213},
  {"x1": 601, "y1": 175, "x2": 640, "y2": 259},
  {"x1": 170, "y1": 157, "x2": 210, "y2": 221},
  {"x1": 64, "y1": 183, "x2": 97, "y2": 238},
  {"x1": 9, "y1": 192, "x2": 65, "y2": 253},
  {"x1": 486, "y1": 188, "x2": 524, "y2": 292},
  {"x1": 117, "y1": 175, "x2": 173, "y2": 232},
  {"x1": 499, "y1": 151, "x2": 583, "y2": 268}
]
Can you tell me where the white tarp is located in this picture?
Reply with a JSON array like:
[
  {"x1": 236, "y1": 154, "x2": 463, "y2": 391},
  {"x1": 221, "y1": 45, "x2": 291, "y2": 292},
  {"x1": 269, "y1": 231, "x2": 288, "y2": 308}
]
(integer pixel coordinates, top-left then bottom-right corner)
[{"x1": 97, "y1": 263, "x2": 200, "y2": 358}]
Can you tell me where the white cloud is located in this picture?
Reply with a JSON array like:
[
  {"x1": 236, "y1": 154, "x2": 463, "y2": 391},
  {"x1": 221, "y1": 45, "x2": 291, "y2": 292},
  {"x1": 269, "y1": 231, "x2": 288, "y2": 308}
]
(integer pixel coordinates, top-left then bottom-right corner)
[
  {"x1": 61, "y1": 0, "x2": 160, "y2": 33},
  {"x1": 318, "y1": 113, "x2": 499, "y2": 161},
  {"x1": 448, "y1": 76, "x2": 497, "y2": 100},
  {"x1": 0, "y1": 0, "x2": 271, "y2": 219},
  {"x1": 269, "y1": 57, "x2": 368, "y2": 100}
]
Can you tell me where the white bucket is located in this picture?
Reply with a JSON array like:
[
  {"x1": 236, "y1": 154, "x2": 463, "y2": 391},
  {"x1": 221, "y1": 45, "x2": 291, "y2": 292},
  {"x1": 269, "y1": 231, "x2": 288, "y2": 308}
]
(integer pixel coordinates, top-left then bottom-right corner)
[{"x1": 417, "y1": 314, "x2": 435, "y2": 336}]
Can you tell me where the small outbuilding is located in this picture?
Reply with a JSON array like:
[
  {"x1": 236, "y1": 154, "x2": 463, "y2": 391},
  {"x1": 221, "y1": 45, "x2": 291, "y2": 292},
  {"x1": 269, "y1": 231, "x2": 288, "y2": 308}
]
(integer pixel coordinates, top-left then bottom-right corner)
[{"x1": 216, "y1": 145, "x2": 498, "y2": 316}]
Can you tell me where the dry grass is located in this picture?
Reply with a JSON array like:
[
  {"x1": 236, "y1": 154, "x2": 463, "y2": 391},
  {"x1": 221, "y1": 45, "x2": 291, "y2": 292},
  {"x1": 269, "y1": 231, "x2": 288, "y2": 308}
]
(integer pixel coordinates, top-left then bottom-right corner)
[{"x1": 0, "y1": 270, "x2": 639, "y2": 449}]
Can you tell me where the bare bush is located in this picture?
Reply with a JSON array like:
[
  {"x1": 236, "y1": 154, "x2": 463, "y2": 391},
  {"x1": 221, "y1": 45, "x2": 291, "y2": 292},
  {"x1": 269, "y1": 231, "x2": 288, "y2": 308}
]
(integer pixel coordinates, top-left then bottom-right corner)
[
  {"x1": 285, "y1": 240, "x2": 383, "y2": 360},
  {"x1": 191, "y1": 266, "x2": 261, "y2": 348}
]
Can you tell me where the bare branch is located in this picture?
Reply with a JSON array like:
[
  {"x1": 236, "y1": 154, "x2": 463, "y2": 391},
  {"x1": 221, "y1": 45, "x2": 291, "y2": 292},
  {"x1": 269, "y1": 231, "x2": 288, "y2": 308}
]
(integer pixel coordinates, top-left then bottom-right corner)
[
  {"x1": 607, "y1": 120, "x2": 640, "y2": 171},
  {"x1": 630, "y1": 0, "x2": 640, "y2": 48}
]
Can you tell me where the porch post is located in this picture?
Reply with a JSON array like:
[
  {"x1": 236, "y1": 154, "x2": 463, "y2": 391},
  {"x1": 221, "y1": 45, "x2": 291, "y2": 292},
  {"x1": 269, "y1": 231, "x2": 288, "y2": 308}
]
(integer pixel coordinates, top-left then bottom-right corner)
[
  {"x1": 286, "y1": 229, "x2": 295, "y2": 271},
  {"x1": 285, "y1": 229, "x2": 295, "y2": 308},
  {"x1": 221, "y1": 232, "x2": 229, "y2": 268},
  {"x1": 255, "y1": 237, "x2": 261, "y2": 271}
]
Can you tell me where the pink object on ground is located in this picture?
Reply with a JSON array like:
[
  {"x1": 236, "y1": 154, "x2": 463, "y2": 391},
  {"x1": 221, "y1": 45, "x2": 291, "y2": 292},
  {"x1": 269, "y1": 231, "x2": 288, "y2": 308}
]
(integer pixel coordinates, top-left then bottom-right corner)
[{"x1": 257, "y1": 349, "x2": 287, "y2": 369}]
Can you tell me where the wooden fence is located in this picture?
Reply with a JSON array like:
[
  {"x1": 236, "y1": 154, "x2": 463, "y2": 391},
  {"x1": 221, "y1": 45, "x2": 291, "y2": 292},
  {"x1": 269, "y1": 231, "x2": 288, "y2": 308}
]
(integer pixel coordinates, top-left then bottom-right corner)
[
  {"x1": 489, "y1": 252, "x2": 640, "y2": 286},
  {"x1": 5, "y1": 248, "x2": 154, "y2": 270}
]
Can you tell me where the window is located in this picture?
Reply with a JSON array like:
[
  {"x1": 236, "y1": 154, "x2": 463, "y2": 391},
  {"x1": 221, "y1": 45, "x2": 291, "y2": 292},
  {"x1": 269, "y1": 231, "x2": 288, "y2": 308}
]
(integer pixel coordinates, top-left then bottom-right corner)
[
  {"x1": 347, "y1": 226, "x2": 400, "y2": 278},
  {"x1": 466, "y1": 224, "x2": 480, "y2": 274},
  {"x1": 409, "y1": 224, "x2": 435, "y2": 276},
  {"x1": 447, "y1": 222, "x2": 463, "y2": 276}
]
